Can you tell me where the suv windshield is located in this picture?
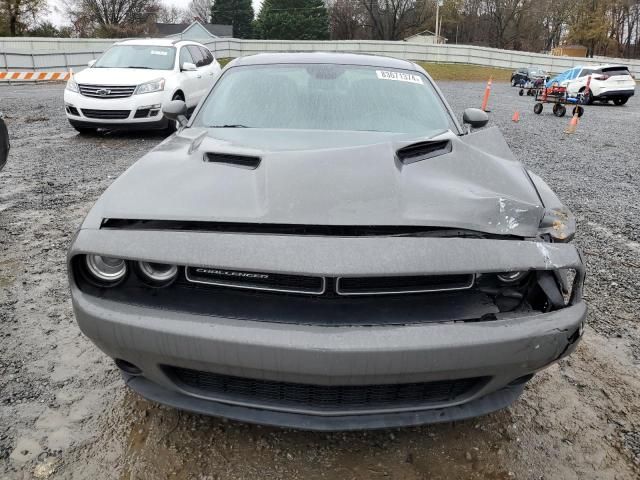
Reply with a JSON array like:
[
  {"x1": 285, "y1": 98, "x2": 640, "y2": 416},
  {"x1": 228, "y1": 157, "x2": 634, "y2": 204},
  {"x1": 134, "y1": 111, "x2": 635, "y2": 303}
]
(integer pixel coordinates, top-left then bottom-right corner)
[
  {"x1": 192, "y1": 64, "x2": 454, "y2": 135},
  {"x1": 94, "y1": 45, "x2": 176, "y2": 70}
]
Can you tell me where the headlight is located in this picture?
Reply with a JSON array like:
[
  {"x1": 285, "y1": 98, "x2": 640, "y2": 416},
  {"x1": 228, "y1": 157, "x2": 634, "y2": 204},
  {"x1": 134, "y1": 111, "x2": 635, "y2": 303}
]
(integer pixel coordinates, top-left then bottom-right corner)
[
  {"x1": 66, "y1": 79, "x2": 78, "y2": 92},
  {"x1": 135, "y1": 78, "x2": 165, "y2": 95},
  {"x1": 85, "y1": 255, "x2": 127, "y2": 284},
  {"x1": 136, "y1": 261, "x2": 178, "y2": 286},
  {"x1": 497, "y1": 271, "x2": 529, "y2": 284}
]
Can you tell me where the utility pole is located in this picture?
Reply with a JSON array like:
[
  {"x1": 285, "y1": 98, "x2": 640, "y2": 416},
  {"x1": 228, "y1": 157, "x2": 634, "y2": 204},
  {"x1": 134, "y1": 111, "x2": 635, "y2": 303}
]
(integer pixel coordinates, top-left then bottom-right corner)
[
  {"x1": 435, "y1": 0, "x2": 439, "y2": 44},
  {"x1": 435, "y1": 0, "x2": 444, "y2": 44}
]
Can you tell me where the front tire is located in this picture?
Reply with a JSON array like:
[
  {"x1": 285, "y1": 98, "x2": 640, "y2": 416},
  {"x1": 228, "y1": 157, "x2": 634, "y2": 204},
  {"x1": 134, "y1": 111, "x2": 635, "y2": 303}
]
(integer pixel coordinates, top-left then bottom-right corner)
[
  {"x1": 165, "y1": 93, "x2": 184, "y2": 133},
  {"x1": 613, "y1": 97, "x2": 628, "y2": 106},
  {"x1": 70, "y1": 123, "x2": 97, "y2": 135}
]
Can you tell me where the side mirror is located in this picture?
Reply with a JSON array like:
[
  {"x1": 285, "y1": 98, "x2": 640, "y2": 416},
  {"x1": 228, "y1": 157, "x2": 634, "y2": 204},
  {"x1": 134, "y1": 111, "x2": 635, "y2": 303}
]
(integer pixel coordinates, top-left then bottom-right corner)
[
  {"x1": 182, "y1": 62, "x2": 197, "y2": 72},
  {"x1": 88, "y1": 59, "x2": 96, "y2": 68},
  {"x1": 462, "y1": 108, "x2": 489, "y2": 129},
  {"x1": 162, "y1": 100, "x2": 188, "y2": 127}
]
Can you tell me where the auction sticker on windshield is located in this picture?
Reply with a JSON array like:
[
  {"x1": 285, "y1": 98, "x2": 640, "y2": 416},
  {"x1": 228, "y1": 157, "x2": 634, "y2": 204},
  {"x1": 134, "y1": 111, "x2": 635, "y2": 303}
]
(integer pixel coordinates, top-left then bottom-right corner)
[{"x1": 376, "y1": 70, "x2": 423, "y2": 84}]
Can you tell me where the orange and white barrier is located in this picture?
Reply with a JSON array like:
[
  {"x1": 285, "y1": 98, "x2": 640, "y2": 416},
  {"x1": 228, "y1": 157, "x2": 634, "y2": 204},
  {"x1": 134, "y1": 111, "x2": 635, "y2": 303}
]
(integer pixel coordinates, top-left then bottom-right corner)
[{"x1": 0, "y1": 70, "x2": 72, "y2": 82}]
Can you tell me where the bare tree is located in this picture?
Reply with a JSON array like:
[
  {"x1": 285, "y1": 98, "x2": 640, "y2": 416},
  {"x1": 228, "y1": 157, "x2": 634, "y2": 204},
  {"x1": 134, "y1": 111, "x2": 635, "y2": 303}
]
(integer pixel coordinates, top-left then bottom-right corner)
[
  {"x1": 0, "y1": 0, "x2": 47, "y2": 35},
  {"x1": 65, "y1": 0, "x2": 161, "y2": 37},
  {"x1": 360, "y1": 0, "x2": 427, "y2": 40},
  {"x1": 328, "y1": 0, "x2": 369, "y2": 39},
  {"x1": 158, "y1": 4, "x2": 189, "y2": 23},
  {"x1": 188, "y1": 0, "x2": 212, "y2": 22}
]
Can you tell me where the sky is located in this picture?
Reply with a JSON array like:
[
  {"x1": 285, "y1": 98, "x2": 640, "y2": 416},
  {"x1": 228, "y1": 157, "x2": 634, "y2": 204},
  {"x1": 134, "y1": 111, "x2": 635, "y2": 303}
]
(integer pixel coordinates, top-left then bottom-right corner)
[{"x1": 48, "y1": 0, "x2": 264, "y2": 28}]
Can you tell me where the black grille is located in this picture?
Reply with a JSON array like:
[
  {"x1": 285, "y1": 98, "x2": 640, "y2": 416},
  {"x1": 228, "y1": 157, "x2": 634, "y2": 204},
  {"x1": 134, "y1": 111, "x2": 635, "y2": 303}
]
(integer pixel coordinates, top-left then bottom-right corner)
[
  {"x1": 337, "y1": 274, "x2": 474, "y2": 295},
  {"x1": 185, "y1": 266, "x2": 325, "y2": 294},
  {"x1": 134, "y1": 108, "x2": 150, "y2": 118},
  {"x1": 166, "y1": 366, "x2": 486, "y2": 411},
  {"x1": 79, "y1": 84, "x2": 136, "y2": 98},
  {"x1": 81, "y1": 109, "x2": 131, "y2": 120}
]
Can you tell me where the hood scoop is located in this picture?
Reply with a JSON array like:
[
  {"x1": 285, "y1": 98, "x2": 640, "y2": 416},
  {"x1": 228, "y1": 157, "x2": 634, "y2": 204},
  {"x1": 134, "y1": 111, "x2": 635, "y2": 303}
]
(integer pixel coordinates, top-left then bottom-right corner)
[
  {"x1": 204, "y1": 152, "x2": 261, "y2": 169},
  {"x1": 396, "y1": 140, "x2": 452, "y2": 165}
]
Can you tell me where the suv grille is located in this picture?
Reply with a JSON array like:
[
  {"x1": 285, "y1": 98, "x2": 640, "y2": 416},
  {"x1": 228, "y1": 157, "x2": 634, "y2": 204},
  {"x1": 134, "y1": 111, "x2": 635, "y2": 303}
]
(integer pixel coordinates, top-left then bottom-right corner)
[
  {"x1": 79, "y1": 84, "x2": 136, "y2": 98},
  {"x1": 166, "y1": 366, "x2": 486, "y2": 412},
  {"x1": 81, "y1": 109, "x2": 131, "y2": 120}
]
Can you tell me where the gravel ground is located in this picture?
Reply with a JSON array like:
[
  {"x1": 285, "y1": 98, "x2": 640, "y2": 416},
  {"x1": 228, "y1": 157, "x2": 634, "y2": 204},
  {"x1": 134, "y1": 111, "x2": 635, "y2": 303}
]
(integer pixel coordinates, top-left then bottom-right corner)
[{"x1": 0, "y1": 81, "x2": 639, "y2": 480}]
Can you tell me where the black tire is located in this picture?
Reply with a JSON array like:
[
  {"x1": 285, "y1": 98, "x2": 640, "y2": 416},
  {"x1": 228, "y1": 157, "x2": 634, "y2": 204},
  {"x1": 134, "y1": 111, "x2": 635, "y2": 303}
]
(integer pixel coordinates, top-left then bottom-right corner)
[
  {"x1": 572, "y1": 106, "x2": 584, "y2": 118},
  {"x1": 519, "y1": 89, "x2": 524, "y2": 96},
  {"x1": 552, "y1": 104, "x2": 566, "y2": 117},
  {"x1": 165, "y1": 93, "x2": 184, "y2": 133},
  {"x1": 533, "y1": 103, "x2": 543, "y2": 114},
  {"x1": 0, "y1": 117, "x2": 9, "y2": 171},
  {"x1": 71, "y1": 123, "x2": 97, "y2": 135},
  {"x1": 613, "y1": 97, "x2": 628, "y2": 106},
  {"x1": 579, "y1": 88, "x2": 594, "y2": 105}
]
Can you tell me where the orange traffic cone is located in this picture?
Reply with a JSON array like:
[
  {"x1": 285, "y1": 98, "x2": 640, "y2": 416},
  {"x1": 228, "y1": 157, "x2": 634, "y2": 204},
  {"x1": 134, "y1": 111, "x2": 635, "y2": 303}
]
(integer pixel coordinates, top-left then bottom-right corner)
[
  {"x1": 564, "y1": 112, "x2": 579, "y2": 134},
  {"x1": 512, "y1": 111, "x2": 520, "y2": 122},
  {"x1": 481, "y1": 77, "x2": 492, "y2": 112}
]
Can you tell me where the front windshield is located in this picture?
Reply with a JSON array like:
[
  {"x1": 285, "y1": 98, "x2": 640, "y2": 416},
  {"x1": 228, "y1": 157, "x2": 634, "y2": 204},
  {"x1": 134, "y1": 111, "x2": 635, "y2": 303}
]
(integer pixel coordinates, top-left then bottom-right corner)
[
  {"x1": 192, "y1": 64, "x2": 454, "y2": 135},
  {"x1": 94, "y1": 45, "x2": 176, "y2": 70}
]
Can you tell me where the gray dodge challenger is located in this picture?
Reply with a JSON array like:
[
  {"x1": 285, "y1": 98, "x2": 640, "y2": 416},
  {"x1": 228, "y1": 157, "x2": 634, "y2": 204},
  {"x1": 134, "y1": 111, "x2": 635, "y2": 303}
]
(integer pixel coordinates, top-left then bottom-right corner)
[{"x1": 68, "y1": 53, "x2": 586, "y2": 430}]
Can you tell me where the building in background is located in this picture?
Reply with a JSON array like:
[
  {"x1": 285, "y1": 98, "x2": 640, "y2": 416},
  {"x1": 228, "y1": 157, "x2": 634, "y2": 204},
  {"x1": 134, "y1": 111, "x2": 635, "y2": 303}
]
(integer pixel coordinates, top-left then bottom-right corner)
[
  {"x1": 404, "y1": 29, "x2": 447, "y2": 45},
  {"x1": 154, "y1": 21, "x2": 233, "y2": 40},
  {"x1": 551, "y1": 45, "x2": 588, "y2": 57}
]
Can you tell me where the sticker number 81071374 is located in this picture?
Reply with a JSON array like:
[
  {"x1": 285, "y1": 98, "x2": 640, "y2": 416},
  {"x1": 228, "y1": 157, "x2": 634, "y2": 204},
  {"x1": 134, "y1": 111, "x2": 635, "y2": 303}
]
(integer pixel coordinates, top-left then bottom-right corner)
[{"x1": 376, "y1": 70, "x2": 424, "y2": 84}]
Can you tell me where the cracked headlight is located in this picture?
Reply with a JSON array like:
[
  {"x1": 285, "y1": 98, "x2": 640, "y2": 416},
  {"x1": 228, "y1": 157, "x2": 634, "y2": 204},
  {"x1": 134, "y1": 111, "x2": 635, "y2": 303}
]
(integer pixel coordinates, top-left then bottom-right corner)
[
  {"x1": 66, "y1": 78, "x2": 79, "y2": 92},
  {"x1": 135, "y1": 78, "x2": 165, "y2": 95}
]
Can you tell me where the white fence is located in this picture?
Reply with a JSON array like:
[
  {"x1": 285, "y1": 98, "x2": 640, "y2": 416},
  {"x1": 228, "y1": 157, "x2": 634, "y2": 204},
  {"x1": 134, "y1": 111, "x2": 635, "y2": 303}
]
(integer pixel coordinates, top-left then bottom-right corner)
[
  {"x1": 2, "y1": 37, "x2": 640, "y2": 77},
  {"x1": 0, "y1": 37, "x2": 117, "y2": 53}
]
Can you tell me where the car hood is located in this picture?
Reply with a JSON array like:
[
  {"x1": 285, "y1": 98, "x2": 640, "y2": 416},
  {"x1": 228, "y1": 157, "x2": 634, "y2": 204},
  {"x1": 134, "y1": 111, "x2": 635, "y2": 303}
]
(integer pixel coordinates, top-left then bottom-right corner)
[
  {"x1": 73, "y1": 67, "x2": 167, "y2": 86},
  {"x1": 83, "y1": 127, "x2": 546, "y2": 237}
]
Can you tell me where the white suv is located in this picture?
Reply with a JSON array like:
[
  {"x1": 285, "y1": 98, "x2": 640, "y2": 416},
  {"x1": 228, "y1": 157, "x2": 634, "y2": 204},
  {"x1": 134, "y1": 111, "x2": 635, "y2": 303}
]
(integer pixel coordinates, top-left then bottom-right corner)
[
  {"x1": 64, "y1": 39, "x2": 221, "y2": 133},
  {"x1": 559, "y1": 64, "x2": 636, "y2": 105}
]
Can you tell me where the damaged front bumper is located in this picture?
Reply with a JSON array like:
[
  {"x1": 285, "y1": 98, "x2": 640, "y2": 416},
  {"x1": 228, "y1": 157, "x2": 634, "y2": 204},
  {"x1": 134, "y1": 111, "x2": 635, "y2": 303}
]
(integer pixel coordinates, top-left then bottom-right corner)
[{"x1": 69, "y1": 230, "x2": 586, "y2": 430}]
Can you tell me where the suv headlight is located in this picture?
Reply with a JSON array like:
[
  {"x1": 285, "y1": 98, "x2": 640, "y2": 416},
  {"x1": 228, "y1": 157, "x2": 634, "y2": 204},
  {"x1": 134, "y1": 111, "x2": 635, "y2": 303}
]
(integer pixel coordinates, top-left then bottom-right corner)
[
  {"x1": 135, "y1": 78, "x2": 165, "y2": 95},
  {"x1": 66, "y1": 79, "x2": 78, "y2": 92}
]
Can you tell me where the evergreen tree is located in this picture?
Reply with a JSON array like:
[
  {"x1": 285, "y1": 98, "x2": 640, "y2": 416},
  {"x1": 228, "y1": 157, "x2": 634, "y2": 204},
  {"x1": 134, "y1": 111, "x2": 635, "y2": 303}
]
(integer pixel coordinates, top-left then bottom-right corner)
[
  {"x1": 255, "y1": 0, "x2": 329, "y2": 40},
  {"x1": 210, "y1": 0, "x2": 254, "y2": 38}
]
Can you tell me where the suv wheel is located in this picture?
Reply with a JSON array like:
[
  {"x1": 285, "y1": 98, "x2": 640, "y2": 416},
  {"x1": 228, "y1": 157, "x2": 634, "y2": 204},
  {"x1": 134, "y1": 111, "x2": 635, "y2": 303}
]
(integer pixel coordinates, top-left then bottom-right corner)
[
  {"x1": 579, "y1": 87, "x2": 593, "y2": 105},
  {"x1": 70, "y1": 123, "x2": 97, "y2": 135},
  {"x1": 166, "y1": 93, "x2": 184, "y2": 133},
  {"x1": 613, "y1": 97, "x2": 628, "y2": 106}
]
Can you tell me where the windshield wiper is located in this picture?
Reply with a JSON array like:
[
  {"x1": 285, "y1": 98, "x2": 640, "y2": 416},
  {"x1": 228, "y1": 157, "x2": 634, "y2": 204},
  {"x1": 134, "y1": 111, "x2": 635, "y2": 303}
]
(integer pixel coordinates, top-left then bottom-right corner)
[
  {"x1": 207, "y1": 124, "x2": 250, "y2": 128},
  {"x1": 127, "y1": 66, "x2": 153, "y2": 69}
]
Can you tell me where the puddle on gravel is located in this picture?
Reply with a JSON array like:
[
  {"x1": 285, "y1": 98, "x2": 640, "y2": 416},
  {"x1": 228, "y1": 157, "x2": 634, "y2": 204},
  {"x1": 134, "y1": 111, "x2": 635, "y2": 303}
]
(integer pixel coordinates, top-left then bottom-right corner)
[{"x1": 0, "y1": 259, "x2": 20, "y2": 288}]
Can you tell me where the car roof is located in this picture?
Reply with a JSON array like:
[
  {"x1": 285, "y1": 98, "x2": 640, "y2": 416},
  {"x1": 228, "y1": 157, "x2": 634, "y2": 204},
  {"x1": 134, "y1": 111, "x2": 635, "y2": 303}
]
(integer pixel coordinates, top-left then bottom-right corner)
[
  {"x1": 573, "y1": 64, "x2": 628, "y2": 70},
  {"x1": 115, "y1": 38, "x2": 202, "y2": 47},
  {"x1": 230, "y1": 52, "x2": 417, "y2": 70}
]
